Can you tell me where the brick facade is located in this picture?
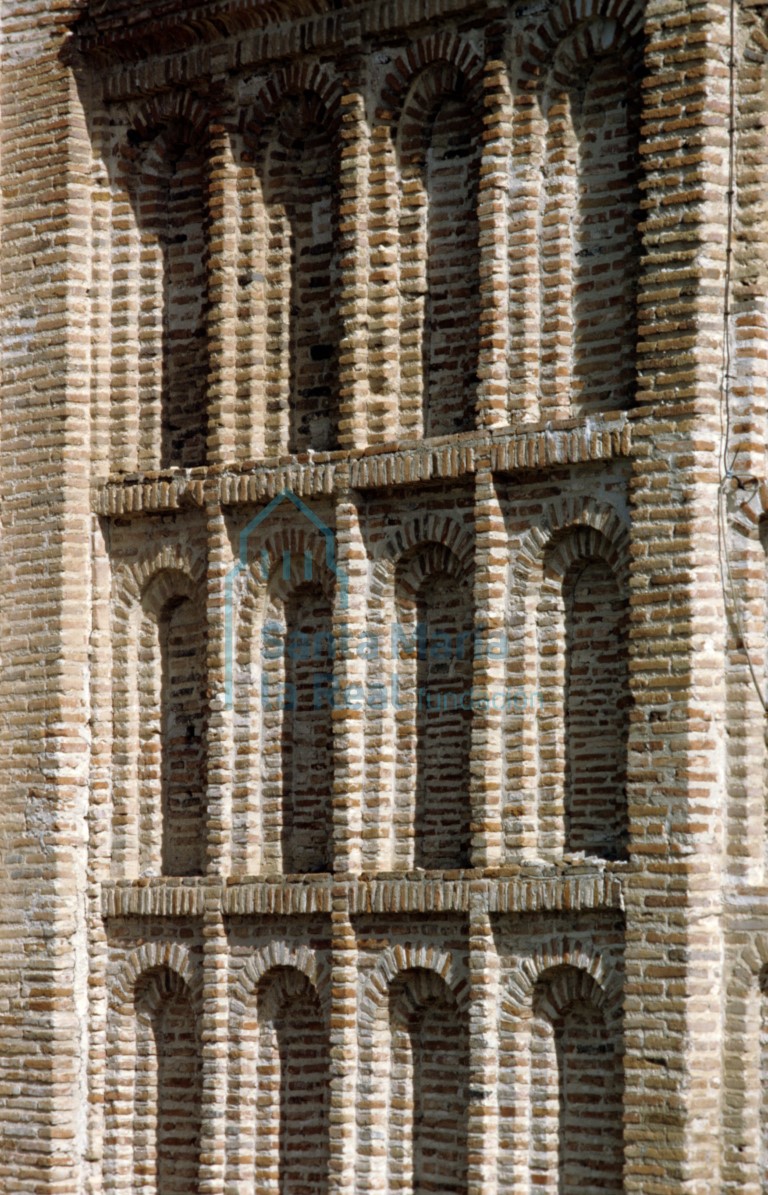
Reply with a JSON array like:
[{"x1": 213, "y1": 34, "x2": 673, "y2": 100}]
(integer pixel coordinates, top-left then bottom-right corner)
[{"x1": 0, "y1": 0, "x2": 762, "y2": 1190}]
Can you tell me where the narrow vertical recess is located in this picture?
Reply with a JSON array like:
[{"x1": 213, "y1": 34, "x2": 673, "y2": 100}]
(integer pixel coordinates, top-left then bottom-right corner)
[
  {"x1": 128, "y1": 116, "x2": 210, "y2": 469},
  {"x1": 413, "y1": 572, "x2": 473, "y2": 869},
  {"x1": 396, "y1": 63, "x2": 482, "y2": 439},
  {"x1": 129, "y1": 570, "x2": 208, "y2": 877},
  {"x1": 232, "y1": 134, "x2": 268, "y2": 461},
  {"x1": 536, "y1": 531, "x2": 629, "y2": 861},
  {"x1": 538, "y1": 24, "x2": 641, "y2": 417},
  {"x1": 388, "y1": 969, "x2": 469, "y2": 1195},
  {"x1": 255, "y1": 969, "x2": 330, "y2": 1195},
  {"x1": 250, "y1": 90, "x2": 341, "y2": 455},
  {"x1": 159, "y1": 596, "x2": 207, "y2": 876},
  {"x1": 530, "y1": 967, "x2": 622, "y2": 1194},
  {"x1": 394, "y1": 544, "x2": 473, "y2": 870},
  {"x1": 279, "y1": 583, "x2": 334, "y2": 874},
  {"x1": 562, "y1": 557, "x2": 629, "y2": 859},
  {"x1": 133, "y1": 968, "x2": 201, "y2": 1195},
  {"x1": 423, "y1": 94, "x2": 480, "y2": 436},
  {"x1": 571, "y1": 56, "x2": 639, "y2": 413}
]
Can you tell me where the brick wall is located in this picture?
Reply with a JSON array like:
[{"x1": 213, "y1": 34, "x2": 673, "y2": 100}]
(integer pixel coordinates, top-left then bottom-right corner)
[{"x1": 0, "y1": 0, "x2": 760, "y2": 1191}]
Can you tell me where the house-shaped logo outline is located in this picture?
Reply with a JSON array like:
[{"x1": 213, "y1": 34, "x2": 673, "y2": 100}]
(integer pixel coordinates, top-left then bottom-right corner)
[{"x1": 224, "y1": 489, "x2": 348, "y2": 709}]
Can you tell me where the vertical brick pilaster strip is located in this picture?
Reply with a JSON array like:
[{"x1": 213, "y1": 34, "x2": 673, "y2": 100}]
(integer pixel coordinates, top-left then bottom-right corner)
[
  {"x1": 198, "y1": 890, "x2": 228, "y2": 1195},
  {"x1": 86, "y1": 516, "x2": 113, "y2": 1195},
  {"x1": 329, "y1": 885, "x2": 357, "y2": 1195},
  {"x1": 332, "y1": 474, "x2": 366, "y2": 875},
  {"x1": 110, "y1": 115, "x2": 141, "y2": 476},
  {"x1": 625, "y1": 0, "x2": 728, "y2": 1187},
  {"x1": 136, "y1": 138, "x2": 163, "y2": 472},
  {"x1": 398, "y1": 110, "x2": 427, "y2": 442},
  {"x1": 729, "y1": 19, "x2": 767, "y2": 494},
  {"x1": 723, "y1": 484, "x2": 764, "y2": 885},
  {"x1": 476, "y1": 29, "x2": 511, "y2": 433},
  {"x1": 720, "y1": 31, "x2": 767, "y2": 886},
  {"x1": 368, "y1": 71, "x2": 399, "y2": 444},
  {"x1": 0, "y1": 15, "x2": 93, "y2": 1187},
  {"x1": 206, "y1": 115, "x2": 238, "y2": 466},
  {"x1": 205, "y1": 498, "x2": 233, "y2": 876},
  {"x1": 508, "y1": 57, "x2": 543, "y2": 423},
  {"x1": 538, "y1": 62, "x2": 574, "y2": 421},
  {"x1": 471, "y1": 461, "x2": 506, "y2": 868},
  {"x1": 200, "y1": 473, "x2": 233, "y2": 1195},
  {"x1": 467, "y1": 890, "x2": 499, "y2": 1195},
  {"x1": 89, "y1": 103, "x2": 114, "y2": 486},
  {"x1": 337, "y1": 41, "x2": 369, "y2": 452},
  {"x1": 86, "y1": 79, "x2": 113, "y2": 1195}
]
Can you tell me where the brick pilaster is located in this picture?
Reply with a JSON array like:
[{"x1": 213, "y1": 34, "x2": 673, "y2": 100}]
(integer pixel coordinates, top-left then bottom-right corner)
[
  {"x1": 332, "y1": 479, "x2": 366, "y2": 875},
  {"x1": 198, "y1": 899, "x2": 228, "y2": 1195},
  {"x1": 467, "y1": 894, "x2": 500, "y2": 1195},
  {"x1": 205, "y1": 500, "x2": 234, "y2": 875},
  {"x1": 337, "y1": 48, "x2": 370, "y2": 452},
  {"x1": 471, "y1": 462, "x2": 507, "y2": 868},
  {"x1": 476, "y1": 30, "x2": 512, "y2": 432},
  {"x1": 206, "y1": 114, "x2": 239, "y2": 466},
  {"x1": 624, "y1": 0, "x2": 729, "y2": 1186},
  {"x1": 328, "y1": 891, "x2": 358, "y2": 1195}
]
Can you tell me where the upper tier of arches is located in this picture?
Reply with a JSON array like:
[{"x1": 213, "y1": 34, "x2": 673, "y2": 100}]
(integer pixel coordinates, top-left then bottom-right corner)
[{"x1": 98, "y1": 11, "x2": 645, "y2": 473}]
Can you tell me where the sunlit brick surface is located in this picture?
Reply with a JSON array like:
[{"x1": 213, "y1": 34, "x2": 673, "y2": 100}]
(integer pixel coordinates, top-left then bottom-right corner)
[{"x1": 2, "y1": 0, "x2": 764, "y2": 1192}]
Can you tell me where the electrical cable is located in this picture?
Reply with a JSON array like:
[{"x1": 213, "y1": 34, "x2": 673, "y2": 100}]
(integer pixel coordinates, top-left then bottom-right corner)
[{"x1": 717, "y1": 0, "x2": 768, "y2": 712}]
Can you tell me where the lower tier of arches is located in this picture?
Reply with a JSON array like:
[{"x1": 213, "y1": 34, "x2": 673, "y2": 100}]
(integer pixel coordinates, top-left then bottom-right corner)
[{"x1": 98, "y1": 927, "x2": 624, "y2": 1195}]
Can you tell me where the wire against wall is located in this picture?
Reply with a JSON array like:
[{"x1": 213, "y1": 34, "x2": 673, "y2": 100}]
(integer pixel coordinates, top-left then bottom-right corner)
[{"x1": 716, "y1": 0, "x2": 768, "y2": 714}]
